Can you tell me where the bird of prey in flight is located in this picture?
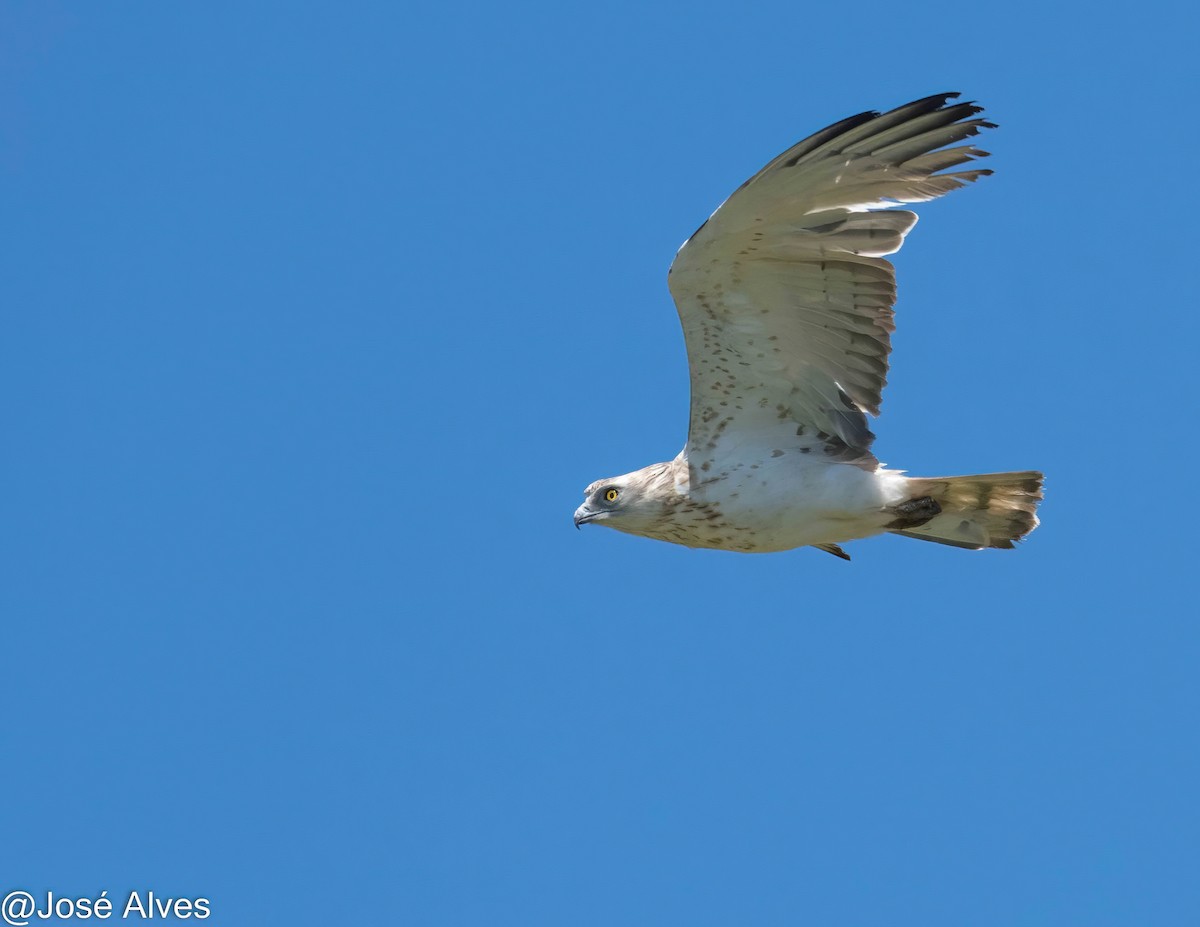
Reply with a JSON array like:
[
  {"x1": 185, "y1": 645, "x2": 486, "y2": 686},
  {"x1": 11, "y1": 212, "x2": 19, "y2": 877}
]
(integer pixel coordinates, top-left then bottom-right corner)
[{"x1": 574, "y1": 93, "x2": 1043, "y2": 560}]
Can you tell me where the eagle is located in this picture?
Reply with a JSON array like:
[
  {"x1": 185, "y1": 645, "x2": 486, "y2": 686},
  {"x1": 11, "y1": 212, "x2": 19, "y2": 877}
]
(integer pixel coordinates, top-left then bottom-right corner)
[{"x1": 574, "y1": 93, "x2": 1043, "y2": 559}]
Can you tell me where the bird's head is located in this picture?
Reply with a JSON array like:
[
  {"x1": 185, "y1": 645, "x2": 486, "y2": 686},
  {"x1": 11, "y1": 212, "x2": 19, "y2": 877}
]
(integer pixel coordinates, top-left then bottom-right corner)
[{"x1": 574, "y1": 464, "x2": 678, "y2": 536}]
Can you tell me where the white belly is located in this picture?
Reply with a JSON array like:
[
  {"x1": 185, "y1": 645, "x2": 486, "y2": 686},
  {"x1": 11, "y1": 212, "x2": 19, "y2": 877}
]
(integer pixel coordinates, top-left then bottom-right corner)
[{"x1": 682, "y1": 454, "x2": 908, "y2": 552}]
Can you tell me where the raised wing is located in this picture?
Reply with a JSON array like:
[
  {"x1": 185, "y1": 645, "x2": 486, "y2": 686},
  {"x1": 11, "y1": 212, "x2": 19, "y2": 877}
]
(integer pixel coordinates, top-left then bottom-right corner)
[{"x1": 669, "y1": 93, "x2": 993, "y2": 471}]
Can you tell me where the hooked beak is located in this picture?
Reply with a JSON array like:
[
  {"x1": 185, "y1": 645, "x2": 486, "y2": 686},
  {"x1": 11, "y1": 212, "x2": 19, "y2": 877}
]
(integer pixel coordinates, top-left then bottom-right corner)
[{"x1": 573, "y1": 505, "x2": 597, "y2": 529}]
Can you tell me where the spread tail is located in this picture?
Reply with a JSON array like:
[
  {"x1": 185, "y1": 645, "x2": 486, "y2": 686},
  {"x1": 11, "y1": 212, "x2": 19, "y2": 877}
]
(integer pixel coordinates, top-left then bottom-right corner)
[{"x1": 890, "y1": 471, "x2": 1044, "y2": 550}]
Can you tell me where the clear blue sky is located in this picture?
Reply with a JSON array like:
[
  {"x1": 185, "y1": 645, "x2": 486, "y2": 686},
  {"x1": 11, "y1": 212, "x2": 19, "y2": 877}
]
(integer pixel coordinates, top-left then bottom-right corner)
[{"x1": 2, "y1": 2, "x2": 1196, "y2": 925}]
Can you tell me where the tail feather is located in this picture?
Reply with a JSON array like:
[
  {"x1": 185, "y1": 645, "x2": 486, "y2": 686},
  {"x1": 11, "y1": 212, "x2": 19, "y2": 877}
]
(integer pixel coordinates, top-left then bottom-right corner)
[{"x1": 892, "y1": 471, "x2": 1043, "y2": 550}]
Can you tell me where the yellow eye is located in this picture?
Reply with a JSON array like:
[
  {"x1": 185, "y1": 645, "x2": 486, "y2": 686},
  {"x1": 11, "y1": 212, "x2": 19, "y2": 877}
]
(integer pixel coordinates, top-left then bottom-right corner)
[{"x1": 604, "y1": 488, "x2": 619, "y2": 503}]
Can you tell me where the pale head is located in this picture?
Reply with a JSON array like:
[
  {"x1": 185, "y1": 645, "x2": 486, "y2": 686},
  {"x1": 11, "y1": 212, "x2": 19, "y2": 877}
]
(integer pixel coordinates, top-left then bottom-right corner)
[{"x1": 573, "y1": 463, "x2": 679, "y2": 537}]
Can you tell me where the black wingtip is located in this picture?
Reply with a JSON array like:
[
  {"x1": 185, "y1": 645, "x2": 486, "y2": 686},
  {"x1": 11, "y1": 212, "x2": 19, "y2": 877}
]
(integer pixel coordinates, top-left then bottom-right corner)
[{"x1": 908, "y1": 91, "x2": 961, "y2": 109}]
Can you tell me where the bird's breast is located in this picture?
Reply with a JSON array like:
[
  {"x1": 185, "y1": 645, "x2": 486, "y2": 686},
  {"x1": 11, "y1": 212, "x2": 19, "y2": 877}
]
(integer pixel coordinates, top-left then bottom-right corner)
[{"x1": 657, "y1": 453, "x2": 891, "y2": 552}]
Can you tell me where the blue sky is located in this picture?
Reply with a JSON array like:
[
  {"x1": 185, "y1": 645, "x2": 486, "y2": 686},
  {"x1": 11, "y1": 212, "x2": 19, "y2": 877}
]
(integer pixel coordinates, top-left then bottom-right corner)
[{"x1": 2, "y1": 2, "x2": 1197, "y2": 925}]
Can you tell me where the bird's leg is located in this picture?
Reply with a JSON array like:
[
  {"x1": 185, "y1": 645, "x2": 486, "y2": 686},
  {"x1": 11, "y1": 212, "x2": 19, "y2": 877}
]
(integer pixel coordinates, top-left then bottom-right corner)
[{"x1": 884, "y1": 496, "x2": 941, "y2": 530}]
